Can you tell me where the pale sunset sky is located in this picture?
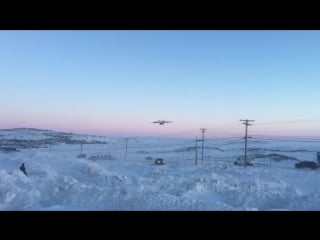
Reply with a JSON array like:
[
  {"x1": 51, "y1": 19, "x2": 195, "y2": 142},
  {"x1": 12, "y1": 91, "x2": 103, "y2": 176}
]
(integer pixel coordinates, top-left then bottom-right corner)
[{"x1": 1, "y1": 30, "x2": 320, "y2": 138}]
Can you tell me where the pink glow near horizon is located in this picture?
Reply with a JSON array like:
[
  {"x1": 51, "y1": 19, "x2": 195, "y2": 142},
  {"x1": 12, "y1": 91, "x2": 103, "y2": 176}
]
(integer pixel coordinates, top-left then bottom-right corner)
[{"x1": 2, "y1": 115, "x2": 320, "y2": 138}]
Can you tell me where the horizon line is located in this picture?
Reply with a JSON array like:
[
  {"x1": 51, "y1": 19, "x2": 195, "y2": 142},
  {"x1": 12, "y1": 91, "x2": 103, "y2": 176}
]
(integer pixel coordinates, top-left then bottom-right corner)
[{"x1": 1, "y1": 126, "x2": 320, "y2": 140}]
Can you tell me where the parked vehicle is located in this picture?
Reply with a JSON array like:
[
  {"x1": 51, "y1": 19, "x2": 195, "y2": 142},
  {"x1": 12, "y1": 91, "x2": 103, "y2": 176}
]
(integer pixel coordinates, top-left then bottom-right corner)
[
  {"x1": 154, "y1": 158, "x2": 165, "y2": 165},
  {"x1": 234, "y1": 155, "x2": 254, "y2": 166},
  {"x1": 295, "y1": 161, "x2": 318, "y2": 170}
]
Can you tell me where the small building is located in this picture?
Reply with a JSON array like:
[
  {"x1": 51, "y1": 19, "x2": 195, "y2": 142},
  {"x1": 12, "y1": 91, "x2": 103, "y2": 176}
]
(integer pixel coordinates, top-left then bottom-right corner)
[{"x1": 77, "y1": 154, "x2": 87, "y2": 159}]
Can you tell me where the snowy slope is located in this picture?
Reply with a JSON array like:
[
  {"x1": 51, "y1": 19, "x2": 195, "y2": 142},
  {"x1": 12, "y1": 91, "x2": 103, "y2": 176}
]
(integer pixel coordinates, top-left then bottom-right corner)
[{"x1": 0, "y1": 128, "x2": 320, "y2": 210}]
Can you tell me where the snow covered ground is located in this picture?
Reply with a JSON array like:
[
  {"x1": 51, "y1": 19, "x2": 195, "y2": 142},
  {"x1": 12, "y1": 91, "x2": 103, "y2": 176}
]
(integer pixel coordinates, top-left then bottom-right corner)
[{"x1": 1, "y1": 128, "x2": 320, "y2": 210}]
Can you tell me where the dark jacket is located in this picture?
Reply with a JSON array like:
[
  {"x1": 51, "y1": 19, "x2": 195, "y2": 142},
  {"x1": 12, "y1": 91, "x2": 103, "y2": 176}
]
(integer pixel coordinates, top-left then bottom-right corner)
[{"x1": 20, "y1": 163, "x2": 28, "y2": 176}]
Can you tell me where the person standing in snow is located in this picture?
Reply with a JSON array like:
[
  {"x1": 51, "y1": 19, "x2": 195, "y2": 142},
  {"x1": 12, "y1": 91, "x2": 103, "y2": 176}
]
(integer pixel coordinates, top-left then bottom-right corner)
[{"x1": 19, "y1": 163, "x2": 28, "y2": 177}]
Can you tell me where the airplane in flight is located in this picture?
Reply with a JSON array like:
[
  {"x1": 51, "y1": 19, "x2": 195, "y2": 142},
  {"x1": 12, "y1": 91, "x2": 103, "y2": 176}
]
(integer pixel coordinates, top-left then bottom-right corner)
[{"x1": 153, "y1": 120, "x2": 173, "y2": 125}]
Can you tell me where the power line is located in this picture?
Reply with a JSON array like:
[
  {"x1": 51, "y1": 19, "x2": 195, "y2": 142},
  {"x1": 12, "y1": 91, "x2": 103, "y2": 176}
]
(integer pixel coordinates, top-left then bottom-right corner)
[
  {"x1": 200, "y1": 128, "x2": 207, "y2": 162},
  {"x1": 240, "y1": 119, "x2": 254, "y2": 168},
  {"x1": 252, "y1": 137, "x2": 320, "y2": 142}
]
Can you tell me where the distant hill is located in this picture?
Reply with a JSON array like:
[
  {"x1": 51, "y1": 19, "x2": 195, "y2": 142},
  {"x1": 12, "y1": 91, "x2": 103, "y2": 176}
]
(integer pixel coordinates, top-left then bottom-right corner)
[{"x1": 0, "y1": 128, "x2": 108, "y2": 152}]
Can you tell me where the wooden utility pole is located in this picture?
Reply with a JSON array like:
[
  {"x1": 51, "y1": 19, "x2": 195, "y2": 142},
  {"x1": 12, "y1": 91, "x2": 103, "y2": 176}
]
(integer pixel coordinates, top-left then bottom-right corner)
[
  {"x1": 200, "y1": 128, "x2": 207, "y2": 162},
  {"x1": 240, "y1": 119, "x2": 254, "y2": 168},
  {"x1": 125, "y1": 138, "x2": 128, "y2": 159},
  {"x1": 195, "y1": 137, "x2": 198, "y2": 165}
]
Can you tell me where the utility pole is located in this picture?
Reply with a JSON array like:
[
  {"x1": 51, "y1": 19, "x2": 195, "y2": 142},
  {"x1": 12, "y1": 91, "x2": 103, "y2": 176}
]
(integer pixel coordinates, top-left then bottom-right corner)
[
  {"x1": 200, "y1": 128, "x2": 207, "y2": 162},
  {"x1": 80, "y1": 143, "x2": 83, "y2": 155},
  {"x1": 240, "y1": 119, "x2": 254, "y2": 168},
  {"x1": 195, "y1": 137, "x2": 198, "y2": 165},
  {"x1": 195, "y1": 137, "x2": 203, "y2": 165},
  {"x1": 125, "y1": 138, "x2": 128, "y2": 160}
]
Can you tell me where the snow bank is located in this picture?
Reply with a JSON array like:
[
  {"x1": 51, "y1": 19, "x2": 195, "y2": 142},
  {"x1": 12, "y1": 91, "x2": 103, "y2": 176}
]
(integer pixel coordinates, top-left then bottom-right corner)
[{"x1": 1, "y1": 129, "x2": 320, "y2": 210}]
